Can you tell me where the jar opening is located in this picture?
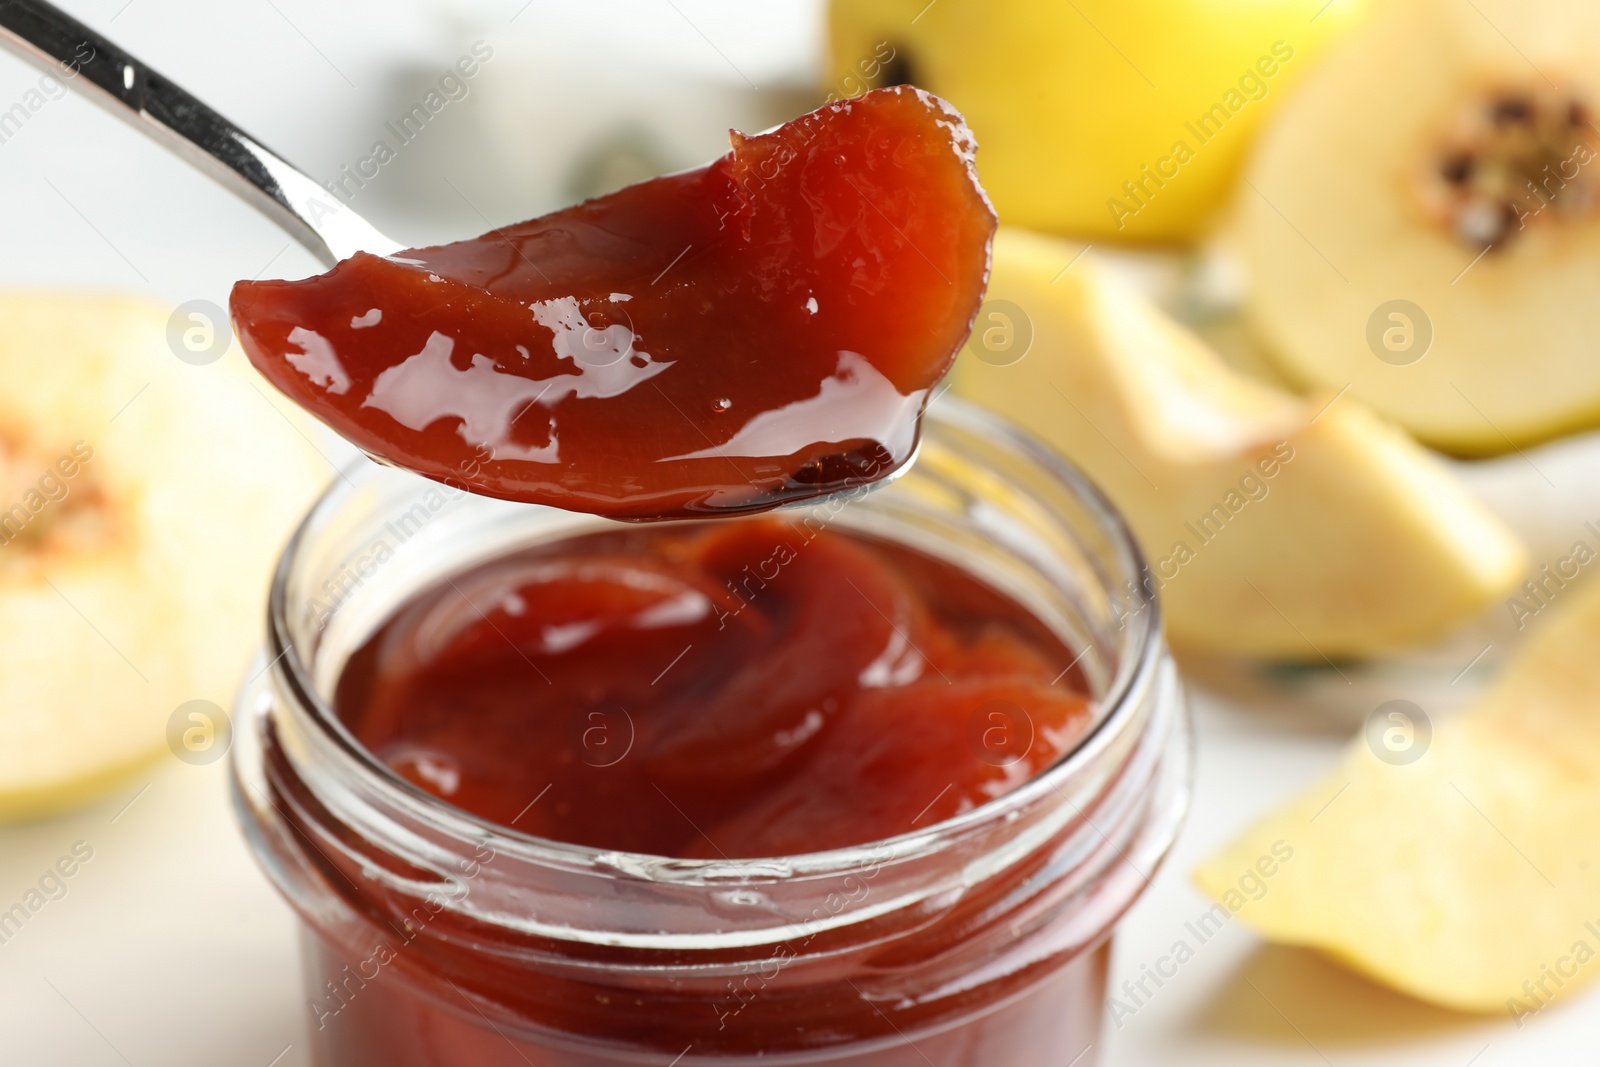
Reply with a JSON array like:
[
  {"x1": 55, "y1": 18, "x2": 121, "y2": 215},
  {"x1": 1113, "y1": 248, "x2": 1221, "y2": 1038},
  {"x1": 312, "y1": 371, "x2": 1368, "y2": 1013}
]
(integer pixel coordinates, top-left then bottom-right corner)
[{"x1": 258, "y1": 400, "x2": 1163, "y2": 883}]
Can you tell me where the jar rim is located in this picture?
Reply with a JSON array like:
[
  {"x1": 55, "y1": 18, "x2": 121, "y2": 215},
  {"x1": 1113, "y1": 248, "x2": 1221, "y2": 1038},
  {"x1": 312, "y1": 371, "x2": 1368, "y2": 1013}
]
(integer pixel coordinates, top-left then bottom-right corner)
[{"x1": 263, "y1": 399, "x2": 1162, "y2": 883}]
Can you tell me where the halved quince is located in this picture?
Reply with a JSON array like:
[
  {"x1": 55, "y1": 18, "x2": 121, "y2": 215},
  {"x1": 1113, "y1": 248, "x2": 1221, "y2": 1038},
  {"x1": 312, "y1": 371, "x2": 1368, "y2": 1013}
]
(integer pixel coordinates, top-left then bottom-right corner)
[
  {"x1": 0, "y1": 294, "x2": 327, "y2": 817},
  {"x1": 1195, "y1": 573, "x2": 1600, "y2": 1012},
  {"x1": 828, "y1": 0, "x2": 1369, "y2": 242},
  {"x1": 950, "y1": 228, "x2": 1526, "y2": 658},
  {"x1": 1240, "y1": 0, "x2": 1600, "y2": 452}
]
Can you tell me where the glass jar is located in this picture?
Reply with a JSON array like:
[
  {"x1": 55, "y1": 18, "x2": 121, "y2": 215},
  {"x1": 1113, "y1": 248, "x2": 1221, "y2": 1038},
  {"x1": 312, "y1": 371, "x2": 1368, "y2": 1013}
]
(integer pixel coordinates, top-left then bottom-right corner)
[{"x1": 231, "y1": 400, "x2": 1190, "y2": 1067}]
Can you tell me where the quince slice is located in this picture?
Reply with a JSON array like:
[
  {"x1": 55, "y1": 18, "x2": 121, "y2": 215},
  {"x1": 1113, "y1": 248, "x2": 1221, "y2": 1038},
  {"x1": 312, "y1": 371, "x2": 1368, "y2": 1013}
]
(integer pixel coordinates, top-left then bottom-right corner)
[
  {"x1": 0, "y1": 294, "x2": 327, "y2": 817},
  {"x1": 1240, "y1": 0, "x2": 1600, "y2": 451},
  {"x1": 950, "y1": 228, "x2": 1525, "y2": 658},
  {"x1": 1195, "y1": 573, "x2": 1600, "y2": 1013}
]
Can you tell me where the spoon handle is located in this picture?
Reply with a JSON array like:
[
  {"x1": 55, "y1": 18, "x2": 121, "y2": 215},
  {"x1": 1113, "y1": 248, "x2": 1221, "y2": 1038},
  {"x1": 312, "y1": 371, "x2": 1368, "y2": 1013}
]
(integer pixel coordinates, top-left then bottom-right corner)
[{"x1": 0, "y1": 0, "x2": 399, "y2": 266}]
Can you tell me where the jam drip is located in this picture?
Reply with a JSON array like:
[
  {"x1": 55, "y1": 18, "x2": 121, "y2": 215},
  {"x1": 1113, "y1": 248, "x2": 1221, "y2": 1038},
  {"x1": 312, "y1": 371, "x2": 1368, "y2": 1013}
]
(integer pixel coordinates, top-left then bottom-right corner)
[
  {"x1": 231, "y1": 87, "x2": 997, "y2": 520},
  {"x1": 333, "y1": 518, "x2": 1091, "y2": 858}
]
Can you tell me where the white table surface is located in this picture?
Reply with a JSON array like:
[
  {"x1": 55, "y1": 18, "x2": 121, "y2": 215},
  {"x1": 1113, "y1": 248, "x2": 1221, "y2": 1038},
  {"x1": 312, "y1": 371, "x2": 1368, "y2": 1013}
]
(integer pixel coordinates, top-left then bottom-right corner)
[{"x1": 1, "y1": 2, "x2": 1597, "y2": 1064}]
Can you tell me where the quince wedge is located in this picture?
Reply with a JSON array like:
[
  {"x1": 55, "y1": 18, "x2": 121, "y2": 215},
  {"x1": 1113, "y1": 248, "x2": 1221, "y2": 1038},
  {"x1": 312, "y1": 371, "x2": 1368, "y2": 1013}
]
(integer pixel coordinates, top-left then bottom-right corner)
[
  {"x1": 949, "y1": 228, "x2": 1526, "y2": 658},
  {"x1": 826, "y1": 0, "x2": 1369, "y2": 243},
  {"x1": 1240, "y1": 0, "x2": 1600, "y2": 452},
  {"x1": 1195, "y1": 572, "x2": 1600, "y2": 1013}
]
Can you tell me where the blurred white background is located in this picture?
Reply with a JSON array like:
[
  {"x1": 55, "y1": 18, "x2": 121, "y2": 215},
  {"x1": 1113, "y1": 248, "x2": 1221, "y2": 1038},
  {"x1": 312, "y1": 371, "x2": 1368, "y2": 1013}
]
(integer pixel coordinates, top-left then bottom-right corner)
[{"x1": 0, "y1": 1, "x2": 1594, "y2": 1064}]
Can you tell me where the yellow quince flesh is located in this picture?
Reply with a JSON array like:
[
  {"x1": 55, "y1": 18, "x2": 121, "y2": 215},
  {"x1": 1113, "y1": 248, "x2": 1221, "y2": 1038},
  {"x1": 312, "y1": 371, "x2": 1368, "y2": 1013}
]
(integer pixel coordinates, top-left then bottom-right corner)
[
  {"x1": 1196, "y1": 573, "x2": 1600, "y2": 1013},
  {"x1": 1241, "y1": 0, "x2": 1600, "y2": 452},
  {"x1": 0, "y1": 294, "x2": 328, "y2": 818},
  {"x1": 950, "y1": 228, "x2": 1526, "y2": 658}
]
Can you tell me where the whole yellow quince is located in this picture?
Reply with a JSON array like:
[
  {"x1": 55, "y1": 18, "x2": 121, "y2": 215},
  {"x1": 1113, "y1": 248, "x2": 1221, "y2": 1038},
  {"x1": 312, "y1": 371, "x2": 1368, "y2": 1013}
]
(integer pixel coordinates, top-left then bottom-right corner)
[{"x1": 827, "y1": 0, "x2": 1369, "y2": 242}]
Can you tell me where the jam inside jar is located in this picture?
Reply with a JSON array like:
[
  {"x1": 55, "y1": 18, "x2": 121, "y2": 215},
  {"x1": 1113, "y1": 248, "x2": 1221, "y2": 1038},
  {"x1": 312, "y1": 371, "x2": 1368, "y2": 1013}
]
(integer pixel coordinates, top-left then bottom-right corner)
[
  {"x1": 232, "y1": 402, "x2": 1190, "y2": 1067},
  {"x1": 332, "y1": 516, "x2": 1100, "y2": 859}
]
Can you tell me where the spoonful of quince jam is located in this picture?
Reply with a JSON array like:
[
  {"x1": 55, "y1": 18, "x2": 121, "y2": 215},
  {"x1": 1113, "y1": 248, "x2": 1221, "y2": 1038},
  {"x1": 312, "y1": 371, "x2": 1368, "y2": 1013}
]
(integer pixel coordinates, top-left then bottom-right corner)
[
  {"x1": 0, "y1": 4, "x2": 992, "y2": 518},
  {"x1": 231, "y1": 87, "x2": 996, "y2": 519}
]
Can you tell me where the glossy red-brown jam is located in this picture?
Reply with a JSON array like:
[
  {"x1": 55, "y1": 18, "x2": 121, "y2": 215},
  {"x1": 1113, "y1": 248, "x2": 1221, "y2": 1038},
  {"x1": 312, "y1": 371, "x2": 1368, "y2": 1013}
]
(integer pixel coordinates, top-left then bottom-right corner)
[
  {"x1": 333, "y1": 517, "x2": 1091, "y2": 858},
  {"x1": 260, "y1": 513, "x2": 1137, "y2": 1065},
  {"x1": 231, "y1": 87, "x2": 997, "y2": 520}
]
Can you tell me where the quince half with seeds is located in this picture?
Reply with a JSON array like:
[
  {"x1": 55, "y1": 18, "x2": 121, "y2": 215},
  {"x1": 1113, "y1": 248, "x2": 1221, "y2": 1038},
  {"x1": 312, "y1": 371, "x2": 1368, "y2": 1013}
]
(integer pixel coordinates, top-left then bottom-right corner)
[
  {"x1": 0, "y1": 293, "x2": 327, "y2": 818},
  {"x1": 827, "y1": 0, "x2": 1369, "y2": 242},
  {"x1": 950, "y1": 228, "x2": 1526, "y2": 658},
  {"x1": 1195, "y1": 571, "x2": 1600, "y2": 1012},
  {"x1": 1240, "y1": 0, "x2": 1600, "y2": 452}
]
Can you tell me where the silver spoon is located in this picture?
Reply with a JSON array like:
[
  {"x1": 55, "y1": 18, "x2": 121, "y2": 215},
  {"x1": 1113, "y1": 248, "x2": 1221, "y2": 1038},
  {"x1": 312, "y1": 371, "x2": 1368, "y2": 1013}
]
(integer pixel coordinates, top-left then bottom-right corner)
[{"x1": 0, "y1": 0, "x2": 399, "y2": 268}]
